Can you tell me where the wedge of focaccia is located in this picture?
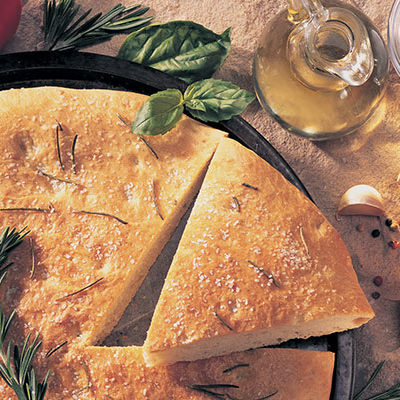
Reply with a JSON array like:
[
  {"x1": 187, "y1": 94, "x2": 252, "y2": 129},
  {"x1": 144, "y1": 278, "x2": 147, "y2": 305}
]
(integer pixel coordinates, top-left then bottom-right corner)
[
  {"x1": 0, "y1": 87, "x2": 226, "y2": 397},
  {"x1": 144, "y1": 137, "x2": 374, "y2": 366},
  {"x1": 58, "y1": 346, "x2": 334, "y2": 399}
]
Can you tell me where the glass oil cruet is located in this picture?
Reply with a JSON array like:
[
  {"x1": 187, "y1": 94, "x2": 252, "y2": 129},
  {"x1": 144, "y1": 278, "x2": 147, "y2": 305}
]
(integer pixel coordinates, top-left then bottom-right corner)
[{"x1": 253, "y1": 0, "x2": 389, "y2": 140}]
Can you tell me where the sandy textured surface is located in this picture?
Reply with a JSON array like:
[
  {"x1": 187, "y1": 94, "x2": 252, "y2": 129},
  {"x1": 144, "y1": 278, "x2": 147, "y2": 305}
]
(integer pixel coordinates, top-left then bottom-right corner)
[{"x1": 2, "y1": 0, "x2": 400, "y2": 397}]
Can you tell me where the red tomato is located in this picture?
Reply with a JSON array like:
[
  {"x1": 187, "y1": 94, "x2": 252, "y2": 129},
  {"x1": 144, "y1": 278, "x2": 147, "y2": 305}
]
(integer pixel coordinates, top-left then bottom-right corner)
[{"x1": 0, "y1": 0, "x2": 22, "y2": 50}]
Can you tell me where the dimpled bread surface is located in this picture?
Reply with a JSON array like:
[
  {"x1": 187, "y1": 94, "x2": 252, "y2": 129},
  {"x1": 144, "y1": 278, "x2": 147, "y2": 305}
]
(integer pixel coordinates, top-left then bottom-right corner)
[
  {"x1": 60, "y1": 346, "x2": 334, "y2": 399},
  {"x1": 0, "y1": 86, "x2": 226, "y2": 397},
  {"x1": 144, "y1": 137, "x2": 374, "y2": 366}
]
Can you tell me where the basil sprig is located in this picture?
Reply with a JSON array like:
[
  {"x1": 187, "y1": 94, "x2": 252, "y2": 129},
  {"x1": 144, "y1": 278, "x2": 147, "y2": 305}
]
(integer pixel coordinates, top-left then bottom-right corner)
[
  {"x1": 131, "y1": 79, "x2": 255, "y2": 136},
  {"x1": 118, "y1": 21, "x2": 231, "y2": 83}
]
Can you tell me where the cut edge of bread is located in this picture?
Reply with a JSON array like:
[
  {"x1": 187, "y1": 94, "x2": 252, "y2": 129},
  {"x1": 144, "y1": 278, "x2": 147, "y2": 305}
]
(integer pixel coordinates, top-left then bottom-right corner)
[
  {"x1": 143, "y1": 313, "x2": 371, "y2": 366},
  {"x1": 84, "y1": 151, "x2": 221, "y2": 346}
]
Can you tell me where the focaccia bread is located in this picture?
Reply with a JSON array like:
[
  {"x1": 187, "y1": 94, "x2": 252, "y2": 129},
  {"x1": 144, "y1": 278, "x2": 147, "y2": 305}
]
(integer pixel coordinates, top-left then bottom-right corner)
[
  {"x1": 0, "y1": 86, "x2": 226, "y2": 397},
  {"x1": 60, "y1": 345, "x2": 334, "y2": 399},
  {"x1": 144, "y1": 137, "x2": 374, "y2": 366}
]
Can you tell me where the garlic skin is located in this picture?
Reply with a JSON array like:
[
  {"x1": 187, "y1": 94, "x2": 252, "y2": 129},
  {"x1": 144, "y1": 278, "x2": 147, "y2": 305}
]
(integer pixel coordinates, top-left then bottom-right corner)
[{"x1": 338, "y1": 185, "x2": 385, "y2": 216}]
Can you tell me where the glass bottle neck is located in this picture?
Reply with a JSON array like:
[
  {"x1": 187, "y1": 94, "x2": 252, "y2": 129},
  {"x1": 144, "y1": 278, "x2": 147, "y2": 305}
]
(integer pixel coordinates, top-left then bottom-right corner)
[
  {"x1": 287, "y1": 0, "x2": 325, "y2": 23},
  {"x1": 286, "y1": 1, "x2": 374, "y2": 89}
]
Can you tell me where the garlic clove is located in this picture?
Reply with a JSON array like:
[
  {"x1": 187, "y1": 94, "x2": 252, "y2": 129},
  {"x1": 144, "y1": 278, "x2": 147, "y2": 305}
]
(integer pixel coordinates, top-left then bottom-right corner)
[{"x1": 338, "y1": 184, "x2": 385, "y2": 216}]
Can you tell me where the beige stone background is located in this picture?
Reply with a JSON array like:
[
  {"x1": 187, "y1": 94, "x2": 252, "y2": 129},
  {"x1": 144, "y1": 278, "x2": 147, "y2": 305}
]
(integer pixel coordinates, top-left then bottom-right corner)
[{"x1": 2, "y1": 0, "x2": 400, "y2": 397}]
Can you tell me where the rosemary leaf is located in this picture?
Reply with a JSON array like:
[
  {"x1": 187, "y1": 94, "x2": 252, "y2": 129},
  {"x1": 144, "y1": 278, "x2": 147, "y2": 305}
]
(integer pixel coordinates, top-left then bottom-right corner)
[
  {"x1": 117, "y1": 114, "x2": 159, "y2": 160},
  {"x1": 242, "y1": 182, "x2": 258, "y2": 191},
  {"x1": 38, "y1": 170, "x2": 80, "y2": 186},
  {"x1": 152, "y1": 180, "x2": 164, "y2": 220},
  {"x1": 72, "y1": 210, "x2": 128, "y2": 225},
  {"x1": 232, "y1": 196, "x2": 241, "y2": 212},
  {"x1": 299, "y1": 227, "x2": 310, "y2": 258},
  {"x1": 0, "y1": 227, "x2": 29, "y2": 282},
  {"x1": 56, "y1": 277, "x2": 104, "y2": 301},
  {"x1": 139, "y1": 135, "x2": 159, "y2": 160},
  {"x1": 192, "y1": 384, "x2": 239, "y2": 389},
  {"x1": 0, "y1": 208, "x2": 51, "y2": 213},
  {"x1": 189, "y1": 385, "x2": 225, "y2": 398},
  {"x1": 29, "y1": 238, "x2": 35, "y2": 279},
  {"x1": 45, "y1": 341, "x2": 68, "y2": 358},
  {"x1": 71, "y1": 134, "x2": 78, "y2": 174},
  {"x1": 43, "y1": 0, "x2": 152, "y2": 51},
  {"x1": 257, "y1": 391, "x2": 279, "y2": 400},
  {"x1": 213, "y1": 311, "x2": 233, "y2": 331},
  {"x1": 56, "y1": 123, "x2": 64, "y2": 170},
  {"x1": 0, "y1": 228, "x2": 27, "y2": 264},
  {"x1": 223, "y1": 363, "x2": 250, "y2": 374},
  {"x1": 117, "y1": 113, "x2": 131, "y2": 127},
  {"x1": 189, "y1": 384, "x2": 240, "y2": 399},
  {"x1": 247, "y1": 260, "x2": 280, "y2": 288}
]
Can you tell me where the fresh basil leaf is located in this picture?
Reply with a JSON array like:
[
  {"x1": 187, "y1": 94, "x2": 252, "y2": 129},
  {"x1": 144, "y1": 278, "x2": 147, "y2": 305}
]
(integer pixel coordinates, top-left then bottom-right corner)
[
  {"x1": 184, "y1": 79, "x2": 255, "y2": 122},
  {"x1": 118, "y1": 21, "x2": 231, "y2": 83},
  {"x1": 131, "y1": 89, "x2": 184, "y2": 136}
]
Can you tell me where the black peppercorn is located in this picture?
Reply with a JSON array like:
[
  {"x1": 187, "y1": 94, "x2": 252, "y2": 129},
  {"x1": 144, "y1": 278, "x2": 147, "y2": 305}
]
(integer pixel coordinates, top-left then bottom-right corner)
[
  {"x1": 385, "y1": 218, "x2": 393, "y2": 227},
  {"x1": 373, "y1": 276, "x2": 383, "y2": 286},
  {"x1": 371, "y1": 291, "x2": 380, "y2": 299},
  {"x1": 371, "y1": 229, "x2": 381, "y2": 238}
]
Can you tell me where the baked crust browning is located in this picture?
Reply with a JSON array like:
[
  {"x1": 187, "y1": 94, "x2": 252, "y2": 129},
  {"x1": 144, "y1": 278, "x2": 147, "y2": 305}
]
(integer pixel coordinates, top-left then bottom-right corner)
[
  {"x1": 144, "y1": 138, "x2": 374, "y2": 364},
  {"x1": 0, "y1": 87, "x2": 226, "y2": 397},
  {"x1": 64, "y1": 346, "x2": 335, "y2": 399}
]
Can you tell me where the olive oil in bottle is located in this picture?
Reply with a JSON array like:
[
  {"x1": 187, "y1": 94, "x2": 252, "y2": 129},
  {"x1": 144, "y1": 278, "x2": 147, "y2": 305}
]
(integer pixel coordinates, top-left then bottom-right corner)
[{"x1": 253, "y1": 0, "x2": 389, "y2": 140}]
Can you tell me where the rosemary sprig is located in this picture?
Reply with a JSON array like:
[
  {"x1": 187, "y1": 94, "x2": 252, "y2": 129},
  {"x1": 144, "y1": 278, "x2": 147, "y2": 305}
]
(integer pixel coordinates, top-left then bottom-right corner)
[
  {"x1": 222, "y1": 364, "x2": 249, "y2": 374},
  {"x1": 242, "y1": 182, "x2": 258, "y2": 191},
  {"x1": 213, "y1": 312, "x2": 233, "y2": 331},
  {"x1": 0, "y1": 227, "x2": 29, "y2": 282},
  {"x1": 231, "y1": 196, "x2": 241, "y2": 212},
  {"x1": 247, "y1": 260, "x2": 280, "y2": 288},
  {"x1": 353, "y1": 361, "x2": 400, "y2": 400},
  {"x1": 0, "y1": 330, "x2": 50, "y2": 400},
  {"x1": 0, "y1": 227, "x2": 49, "y2": 400},
  {"x1": 72, "y1": 210, "x2": 128, "y2": 225},
  {"x1": 56, "y1": 123, "x2": 64, "y2": 170},
  {"x1": 43, "y1": 0, "x2": 152, "y2": 51},
  {"x1": 71, "y1": 134, "x2": 78, "y2": 174},
  {"x1": 353, "y1": 361, "x2": 384, "y2": 400},
  {"x1": 117, "y1": 114, "x2": 159, "y2": 159},
  {"x1": 56, "y1": 277, "x2": 104, "y2": 301}
]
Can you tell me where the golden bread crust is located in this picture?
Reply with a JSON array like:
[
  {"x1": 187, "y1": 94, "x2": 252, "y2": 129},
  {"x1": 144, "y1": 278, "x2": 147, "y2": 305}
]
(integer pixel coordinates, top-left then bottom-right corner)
[
  {"x1": 145, "y1": 137, "x2": 374, "y2": 361},
  {"x1": 66, "y1": 346, "x2": 335, "y2": 399},
  {"x1": 0, "y1": 86, "x2": 226, "y2": 397}
]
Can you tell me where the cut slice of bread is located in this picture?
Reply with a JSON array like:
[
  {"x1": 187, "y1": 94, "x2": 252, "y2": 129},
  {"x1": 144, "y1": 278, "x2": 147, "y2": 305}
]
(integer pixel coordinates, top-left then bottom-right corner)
[
  {"x1": 56, "y1": 345, "x2": 335, "y2": 399},
  {"x1": 0, "y1": 87, "x2": 226, "y2": 396},
  {"x1": 144, "y1": 137, "x2": 374, "y2": 366}
]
